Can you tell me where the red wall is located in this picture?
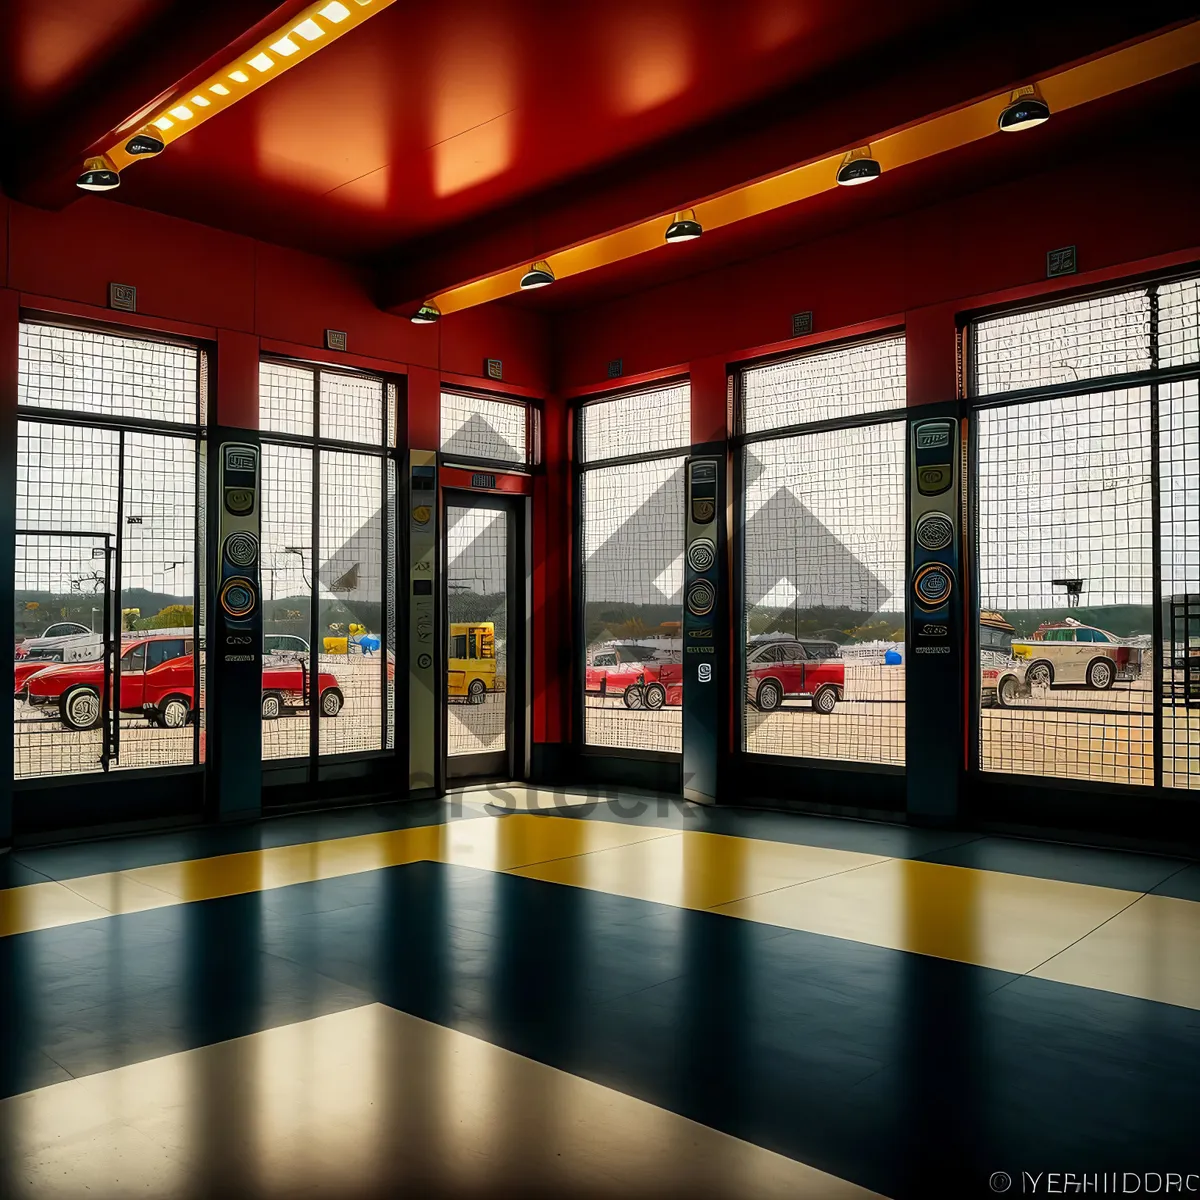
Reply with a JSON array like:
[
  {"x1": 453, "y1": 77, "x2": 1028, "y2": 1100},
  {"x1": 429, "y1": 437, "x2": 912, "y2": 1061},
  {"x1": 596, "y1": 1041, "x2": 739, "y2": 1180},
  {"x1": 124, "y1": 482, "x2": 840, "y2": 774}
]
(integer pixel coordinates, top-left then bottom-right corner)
[
  {"x1": 0, "y1": 192, "x2": 552, "y2": 409},
  {"x1": 552, "y1": 136, "x2": 1200, "y2": 398},
  {"x1": 0, "y1": 189, "x2": 563, "y2": 749}
]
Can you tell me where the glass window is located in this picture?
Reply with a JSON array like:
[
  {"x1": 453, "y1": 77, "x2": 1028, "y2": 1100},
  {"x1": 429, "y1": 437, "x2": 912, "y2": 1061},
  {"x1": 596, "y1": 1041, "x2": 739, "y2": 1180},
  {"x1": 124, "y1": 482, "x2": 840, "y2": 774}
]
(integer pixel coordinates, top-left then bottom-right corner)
[
  {"x1": 146, "y1": 639, "x2": 185, "y2": 668},
  {"x1": 451, "y1": 634, "x2": 467, "y2": 659},
  {"x1": 258, "y1": 363, "x2": 396, "y2": 763},
  {"x1": 972, "y1": 290, "x2": 1151, "y2": 397},
  {"x1": 976, "y1": 383, "x2": 1153, "y2": 786},
  {"x1": 440, "y1": 391, "x2": 529, "y2": 464},
  {"x1": 15, "y1": 324, "x2": 203, "y2": 781},
  {"x1": 125, "y1": 643, "x2": 147, "y2": 673},
  {"x1": 18, "y1": 324, "x2": 199, "y2": 424},
  {"x1": 742, "y1": 337, "x2": 906, "y2": 434},
  {"x1": 743, "y1": 390, "x2": 906, "y2": 766},
  {"x1": 579, "y1": 382, "x2": 689, "y2": 753},
  {"x1": 580, "y1": 383, "x2": 689, "y2": 463},
  {"x1": 1158, "y1": 278, "x2": 1200, "y2": 368}
]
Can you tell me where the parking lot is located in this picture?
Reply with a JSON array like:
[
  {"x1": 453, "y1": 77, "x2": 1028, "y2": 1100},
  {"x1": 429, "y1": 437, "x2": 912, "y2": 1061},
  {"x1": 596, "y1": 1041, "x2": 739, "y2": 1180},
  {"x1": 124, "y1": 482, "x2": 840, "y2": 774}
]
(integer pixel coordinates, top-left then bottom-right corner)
[{"x1": 15, "y1": 655, "x2": 392, "y2": 777}]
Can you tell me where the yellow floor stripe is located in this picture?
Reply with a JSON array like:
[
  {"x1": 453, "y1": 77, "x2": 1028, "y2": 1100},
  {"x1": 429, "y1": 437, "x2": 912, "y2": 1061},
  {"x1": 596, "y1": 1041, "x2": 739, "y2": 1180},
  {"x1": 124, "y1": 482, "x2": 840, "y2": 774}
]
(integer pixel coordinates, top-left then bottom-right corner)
[
  {"x1": 0, "y1": 1004, "x2": 882, "y2": 1199},
  {"x1": 3, "y1": 804, "x2": 1199, "y2": 1010},
  {"x1": 510, "y1": 829, "x2": 889, "y2": 910}
]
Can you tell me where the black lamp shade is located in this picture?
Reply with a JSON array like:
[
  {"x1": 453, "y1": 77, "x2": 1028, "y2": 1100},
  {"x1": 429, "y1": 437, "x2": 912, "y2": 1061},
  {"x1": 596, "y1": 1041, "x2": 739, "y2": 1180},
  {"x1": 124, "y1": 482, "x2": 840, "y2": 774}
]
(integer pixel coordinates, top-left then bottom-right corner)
[
  {"x1": 998, "y1": 95, "x2": 1051, "y2": 131},
  {"x1": 520, "y1": 262, "x2": 555, "y2": 289},
  {"x1": 76, "y1": 160, "x2": 120, "y2": 191},
  {"x1": 665, "y1": 214, "x2": 703, "y2": 242},
  {"x1": 125, "y1": 131, "x2": 166, "y2": 156},
  {"x1": 836, "y1": 157, "x2": 881, "y2": 186}
]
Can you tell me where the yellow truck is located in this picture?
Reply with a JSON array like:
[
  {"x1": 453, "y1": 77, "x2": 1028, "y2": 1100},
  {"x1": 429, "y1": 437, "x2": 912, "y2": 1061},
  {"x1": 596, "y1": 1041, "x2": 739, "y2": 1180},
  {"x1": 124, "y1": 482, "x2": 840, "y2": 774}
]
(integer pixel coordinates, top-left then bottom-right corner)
[{"x1": 448, "y1": 622, "x2": 498, "y2": 702}]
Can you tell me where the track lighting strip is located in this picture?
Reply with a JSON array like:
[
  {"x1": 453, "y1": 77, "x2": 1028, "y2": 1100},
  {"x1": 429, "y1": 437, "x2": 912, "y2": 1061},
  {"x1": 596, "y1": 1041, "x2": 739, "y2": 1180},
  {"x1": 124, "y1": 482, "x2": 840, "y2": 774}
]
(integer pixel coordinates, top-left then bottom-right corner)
[
  {"x1": 101, "y1": 0, "x2": 398, "y2": 173},
  {"x1": 425, "y1": 19, "x2": 1200, "y2": 317}
]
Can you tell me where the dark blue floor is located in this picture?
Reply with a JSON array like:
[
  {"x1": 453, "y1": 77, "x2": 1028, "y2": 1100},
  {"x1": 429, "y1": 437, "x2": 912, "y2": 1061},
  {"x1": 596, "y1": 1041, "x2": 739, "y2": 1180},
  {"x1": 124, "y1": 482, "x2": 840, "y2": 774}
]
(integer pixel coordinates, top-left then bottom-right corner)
[{"x1": 2, "y1": 859, "x2": 1197, "y2": 1199}]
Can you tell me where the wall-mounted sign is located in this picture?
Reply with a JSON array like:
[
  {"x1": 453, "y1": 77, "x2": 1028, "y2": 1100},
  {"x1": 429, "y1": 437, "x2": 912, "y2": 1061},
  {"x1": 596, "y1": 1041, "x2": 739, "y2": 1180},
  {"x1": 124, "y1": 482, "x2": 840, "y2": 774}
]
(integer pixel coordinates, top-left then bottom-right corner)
[
  {"x1": 471, "y1": 473, "x2": 497, "y2": 490},
  {"x1": 1046, "y1": 246, "x2": 1077, "y2": 278},
  {"x1": 325, "y1": 329, "x2": 348, "y2": 351},
  {"x1": 607, "y1": 358, "x2": 623, "y2": 379},
  {"x1": 792, "y1": 310, "x2": 814, "y2": 337},
  {"x1": 485, "y1": 358, "x2": 503, "y2": 380},
  {"x1": 109, "y1": 283, "x2": 137, "y2": 312}
]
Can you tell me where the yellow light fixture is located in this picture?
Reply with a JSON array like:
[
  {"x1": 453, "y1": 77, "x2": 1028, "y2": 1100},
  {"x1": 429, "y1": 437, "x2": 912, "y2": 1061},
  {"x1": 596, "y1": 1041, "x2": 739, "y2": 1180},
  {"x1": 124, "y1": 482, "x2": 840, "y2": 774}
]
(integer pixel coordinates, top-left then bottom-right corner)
[
  {"x1": 424, "y1": 19, "x2": 1200, "y2": 316},
  {"x1": 97, "y1": 0, "x2": 398, "y2": 173}
]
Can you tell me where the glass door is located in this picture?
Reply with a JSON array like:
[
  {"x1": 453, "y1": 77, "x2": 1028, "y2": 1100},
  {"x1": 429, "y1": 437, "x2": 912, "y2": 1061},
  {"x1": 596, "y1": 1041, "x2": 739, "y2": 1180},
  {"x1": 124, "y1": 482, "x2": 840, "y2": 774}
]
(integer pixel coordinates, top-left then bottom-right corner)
[{"x1": 444, "y1": 493, "x2": 524, "y2": 781}]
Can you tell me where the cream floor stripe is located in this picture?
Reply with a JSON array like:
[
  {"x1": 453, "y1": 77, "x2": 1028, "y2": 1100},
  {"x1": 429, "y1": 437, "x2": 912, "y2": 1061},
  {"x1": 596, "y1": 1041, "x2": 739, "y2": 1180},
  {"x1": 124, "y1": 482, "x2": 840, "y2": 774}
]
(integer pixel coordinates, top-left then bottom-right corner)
[{"x1": 2, "y1": 807, "x2": 1199, "y2": 1009}]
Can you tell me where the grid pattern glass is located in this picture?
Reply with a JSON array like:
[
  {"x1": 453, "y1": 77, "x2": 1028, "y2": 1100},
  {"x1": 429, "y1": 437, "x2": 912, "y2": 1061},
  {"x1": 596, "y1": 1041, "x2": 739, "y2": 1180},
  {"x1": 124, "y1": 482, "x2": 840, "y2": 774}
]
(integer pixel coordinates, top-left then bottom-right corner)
[
  {"x1": 581, "y1": 457, "x2": 685, "y2": 753},
  {"x1": 18, "y1": 324, "x2": 198, "y2": 424},
  {"x1": 1162, "y1": 379, "x2": 1200, "y2": 789},
  {"x1": 742, "y1": 337, "x2": 906, "y2": 434},
  {"x1": 260, "y1": 362, "x2": 314, "y2": 438},
  {"x1": 322, "y1": 371, "x2": 383, "y2": 446},
  {"x1": 743, "y1": 423, "x2": 906, "y2": 764},
  {"x1": 580, "y1": 383, "x2": 689, "y2": 463},
  {"x1": 15, "y1": 325, "x2": 202, "y2": 782},
  {"x1": 440, "y1": 392, "x2": 527, "y2": 464},
  {"x1": 1159, "y1": 278, "x2": 1200, "y2": 368},
  {"x1": 260, "y1": 443, "x2": 314, "y2": 761},
  {"x1": 976, "y1": 390, "x2": 1153, "y2": 786},
  {"x1": 386, "y1": 458, "x2": 398, "y2": 750},
  {"x1": 446, "y1": 504, "x2": 508, "y2": 758},
  {"x1": 319, "y1": 450, "x2": 384, "y2": 755},
  {"x1": 972, "y1": 290, "x2": 1151, "y2": 397},
  {"x1": 258, "y1": 362, "x2": 393, "y2": 764}
]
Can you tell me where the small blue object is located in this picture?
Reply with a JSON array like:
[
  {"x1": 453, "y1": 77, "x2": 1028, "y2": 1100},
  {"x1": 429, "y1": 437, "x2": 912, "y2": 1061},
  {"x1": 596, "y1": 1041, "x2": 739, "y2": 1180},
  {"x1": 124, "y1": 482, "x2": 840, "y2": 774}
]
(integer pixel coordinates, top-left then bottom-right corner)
[
  {"x1": 359, "y1": 634, "x2": 380, "y2": 655},
  {"x1": 884, "y1": 648, "x2": 902, "y2": 665}
]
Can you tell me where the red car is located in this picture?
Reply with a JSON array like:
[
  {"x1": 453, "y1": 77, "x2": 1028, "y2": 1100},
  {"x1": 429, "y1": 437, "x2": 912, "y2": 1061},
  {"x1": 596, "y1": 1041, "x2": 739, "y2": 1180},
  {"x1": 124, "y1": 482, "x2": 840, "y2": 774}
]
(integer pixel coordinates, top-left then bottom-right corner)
[
  {"x1": 746, "y1": 638, "x2": 843, "y2": 714},
  {"x1": 585, "y1": 643, "x2": 669, "y2": 709},
  {"x1": 21, "y1": 635, "x2": 343, "y2": 730}
]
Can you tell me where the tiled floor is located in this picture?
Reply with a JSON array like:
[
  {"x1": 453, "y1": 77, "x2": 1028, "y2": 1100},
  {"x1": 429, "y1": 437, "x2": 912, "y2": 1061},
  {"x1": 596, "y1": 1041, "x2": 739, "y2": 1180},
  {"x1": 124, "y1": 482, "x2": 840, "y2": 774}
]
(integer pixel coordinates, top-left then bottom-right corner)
[{"x1": 1, "y1": 786, "x2": 1197, "y2": 1198}]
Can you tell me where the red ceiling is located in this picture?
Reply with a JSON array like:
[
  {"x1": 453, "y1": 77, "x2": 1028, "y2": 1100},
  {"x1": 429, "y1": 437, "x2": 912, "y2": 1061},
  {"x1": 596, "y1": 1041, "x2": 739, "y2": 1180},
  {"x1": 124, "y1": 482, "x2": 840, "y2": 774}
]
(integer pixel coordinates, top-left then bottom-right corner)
[
  {"x1": 81, "y1": 0, "x2": 981, "y2": 259},
  {"x1": 1, "y1": 1, "x2": 1197, "y2": 307}
]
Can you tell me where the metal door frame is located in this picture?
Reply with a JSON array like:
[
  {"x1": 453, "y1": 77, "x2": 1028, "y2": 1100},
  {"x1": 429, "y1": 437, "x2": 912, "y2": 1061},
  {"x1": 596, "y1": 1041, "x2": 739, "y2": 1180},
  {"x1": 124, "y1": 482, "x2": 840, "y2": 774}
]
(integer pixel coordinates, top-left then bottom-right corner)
[{"x1": 441, "y1": 488, "x2": 529, "y2": 784}]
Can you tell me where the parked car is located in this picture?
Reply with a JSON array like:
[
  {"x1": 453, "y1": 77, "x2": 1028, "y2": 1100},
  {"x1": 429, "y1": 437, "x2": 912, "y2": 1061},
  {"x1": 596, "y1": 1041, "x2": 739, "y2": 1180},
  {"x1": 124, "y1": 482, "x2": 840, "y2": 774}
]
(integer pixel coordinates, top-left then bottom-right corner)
[
  {"x1": 15, "y1": 621, "x2": 102, "y2": 663},
  {"x1": 746, "y1": 637, "x2": 843, "y2": 713},
  {"x1": 24, "y1": 635, "x2": 198, "y2": 729},
  {"x1": 994, "y1": 618, "x2": 1143, "y2": 706},
  {"x1": 21, "y1": 635, "x2": 343, "y2": 729},
  {"x1": 264, "y1": 634, "x2": 309, "y2": 657},
  {"x1": 979, "y1": 610, "x2": 1018, "y2": 708},
  {"x1": 585, "y1": 643, "x2": 669, "y2": 709},
  {"x1": 447, "y1": 622, "x2": 497, "y2": 703}
]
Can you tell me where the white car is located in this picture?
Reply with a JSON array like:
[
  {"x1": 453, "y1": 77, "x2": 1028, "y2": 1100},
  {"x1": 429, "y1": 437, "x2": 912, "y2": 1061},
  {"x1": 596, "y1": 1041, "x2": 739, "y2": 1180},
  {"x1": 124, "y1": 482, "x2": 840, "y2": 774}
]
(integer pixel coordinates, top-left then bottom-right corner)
[
  {"x1": 15, "y1": 622, "x2": 103, "y2": 664},
  {"x1": 994, "y1": 619, "x2": 1143, "y2": 705}
]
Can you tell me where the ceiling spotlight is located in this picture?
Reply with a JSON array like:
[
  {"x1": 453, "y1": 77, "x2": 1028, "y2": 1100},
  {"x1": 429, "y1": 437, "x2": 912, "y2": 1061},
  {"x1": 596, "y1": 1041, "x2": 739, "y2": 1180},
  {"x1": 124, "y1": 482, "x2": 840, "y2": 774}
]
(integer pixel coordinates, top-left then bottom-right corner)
[
  {"x1": 411, "y1": 300, "x2": 441, "y2": 325},
  {"x1": 125, "y1": 126, "x2": 165, "y2": 156},
  {"x1": 998, "y1": 85, "x2": 1050, "y2": 132},
  {"x1": 836, "y1": 146, "x2": 881, "y2": 186},
  {"x1": 519, "y1": 261, "x2": 555, "y2": 289},
  {"x1": 76, "y1": 155, "x2": 120, "y2": 191},
  {"x1": 665, "y1": 208, "x2": 703, "y2": 243}
]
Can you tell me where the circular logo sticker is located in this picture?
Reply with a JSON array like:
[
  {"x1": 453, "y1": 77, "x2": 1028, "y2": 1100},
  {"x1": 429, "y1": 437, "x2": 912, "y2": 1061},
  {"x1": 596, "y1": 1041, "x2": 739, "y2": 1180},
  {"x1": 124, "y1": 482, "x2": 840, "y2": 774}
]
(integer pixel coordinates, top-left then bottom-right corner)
[
  {"x1": 417, "y1": 653, "x2": 433, "y2": 669},
  {"x1": 412, "y1": 505, "x2": 431, "y2": 527}
]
